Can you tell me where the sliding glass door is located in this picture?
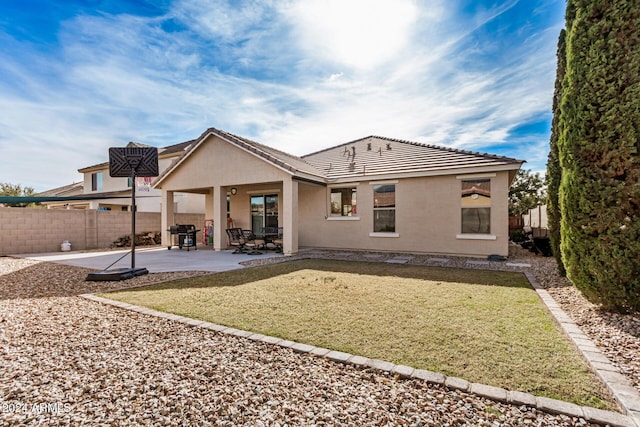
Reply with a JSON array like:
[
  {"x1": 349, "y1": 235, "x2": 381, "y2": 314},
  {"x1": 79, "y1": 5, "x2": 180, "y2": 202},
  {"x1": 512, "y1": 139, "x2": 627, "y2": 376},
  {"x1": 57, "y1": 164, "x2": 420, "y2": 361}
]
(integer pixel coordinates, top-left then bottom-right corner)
[{"x1": 251, "y1": 194, "x2": 278, "y2": 233}]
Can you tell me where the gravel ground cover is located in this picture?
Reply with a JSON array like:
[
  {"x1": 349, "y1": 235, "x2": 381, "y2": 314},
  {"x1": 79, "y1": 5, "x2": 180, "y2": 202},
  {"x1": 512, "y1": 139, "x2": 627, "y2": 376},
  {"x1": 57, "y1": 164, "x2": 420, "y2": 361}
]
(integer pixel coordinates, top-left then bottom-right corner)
[{"x1": 0, "y1": 252, "x2": 637, "y2": 426}]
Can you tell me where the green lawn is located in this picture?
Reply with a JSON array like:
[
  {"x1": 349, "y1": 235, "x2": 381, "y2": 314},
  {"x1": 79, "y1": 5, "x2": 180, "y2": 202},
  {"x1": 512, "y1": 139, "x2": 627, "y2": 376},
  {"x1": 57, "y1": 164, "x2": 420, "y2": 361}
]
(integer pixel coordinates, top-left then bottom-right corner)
[{"x1": 101, "y1": 259, "x2": 614, "y2": 409}]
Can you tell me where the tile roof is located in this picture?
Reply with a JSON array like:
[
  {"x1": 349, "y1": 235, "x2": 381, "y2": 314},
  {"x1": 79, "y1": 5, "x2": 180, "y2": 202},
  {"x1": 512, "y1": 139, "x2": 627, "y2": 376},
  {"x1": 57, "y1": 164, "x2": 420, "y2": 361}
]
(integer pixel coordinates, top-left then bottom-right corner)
[
  {"x1": 82, "y1": 129, "x2": 523, "y2": 187},
  {"x1": 302, "y1": 136, "x2": 523, "y2": 180}
]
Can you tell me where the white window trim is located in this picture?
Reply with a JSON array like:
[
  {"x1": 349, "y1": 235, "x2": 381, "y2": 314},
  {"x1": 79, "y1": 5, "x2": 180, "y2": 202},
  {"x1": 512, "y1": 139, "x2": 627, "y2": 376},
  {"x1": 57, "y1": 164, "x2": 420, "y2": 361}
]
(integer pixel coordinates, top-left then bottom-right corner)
[
  {"x1": 372, "y1": 182, "x2": 397, "y2": 234},
  {"x1": 327, "y1": 216, "x2": 360, "y2": 221},
  {"x1": 460, "y1": 177, "x2": 492, "y2": 235},
  {"x1": 329, "y1": 185, "x2": 358, "y2": 218},
  {"x1": 456, "y1": 234, "x2": 497, "y2": 240},
  {"x1": 91, "y1": 172, "x2": 103, "y2": 192}
]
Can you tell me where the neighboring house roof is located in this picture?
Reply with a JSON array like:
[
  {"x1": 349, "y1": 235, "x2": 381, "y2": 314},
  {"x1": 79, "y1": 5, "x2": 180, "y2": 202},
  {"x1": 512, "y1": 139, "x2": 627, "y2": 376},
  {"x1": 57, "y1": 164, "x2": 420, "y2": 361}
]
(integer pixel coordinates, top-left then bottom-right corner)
[
  {"x1": 302, "y1": 136, "x2": 523, "y2": 181},
  {"x1": 77, "y1": 140, "x2": 194, "y2": 173},
  {"x1": 158, "y1": 139, "x2": 196, "y2": 157},
  {"x1": 36, "y1": 181, "x2": 83, "y2": 197}
]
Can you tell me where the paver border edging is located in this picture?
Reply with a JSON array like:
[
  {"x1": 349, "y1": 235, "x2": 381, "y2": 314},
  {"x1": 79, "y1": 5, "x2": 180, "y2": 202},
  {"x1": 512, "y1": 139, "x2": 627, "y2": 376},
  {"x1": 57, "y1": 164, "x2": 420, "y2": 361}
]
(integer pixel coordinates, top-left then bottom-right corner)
[
  {"x1": 524, "y1": 272, "x2": 640, "y2": 427},
  {"x1": 80, "y1": 293, "x2": 637, "y2": 427}
]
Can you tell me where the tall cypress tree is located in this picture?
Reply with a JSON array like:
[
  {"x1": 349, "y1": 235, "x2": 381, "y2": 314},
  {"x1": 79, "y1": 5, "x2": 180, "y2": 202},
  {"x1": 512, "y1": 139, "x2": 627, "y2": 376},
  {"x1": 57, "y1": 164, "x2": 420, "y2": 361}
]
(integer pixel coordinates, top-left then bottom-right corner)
[
  {"x1": 547, "y1": 29, "x2": 566, "y2": 277},
  {"x1": 558, "y1": 0, "x2": 640, "y2": 312}
]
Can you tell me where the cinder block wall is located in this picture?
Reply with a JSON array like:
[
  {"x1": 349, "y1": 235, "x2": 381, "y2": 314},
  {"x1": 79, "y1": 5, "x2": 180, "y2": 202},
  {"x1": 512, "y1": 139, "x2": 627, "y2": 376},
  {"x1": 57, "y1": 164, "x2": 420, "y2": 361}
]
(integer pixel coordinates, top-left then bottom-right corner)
[
  {"x1": 1, "y1": 208, "x2": 88, "y2": 255},
  {"x1": 0, "y1": 207, "x2": 205, "y2": 255},
  {"x1": 95, "y1": 211, "x2": 161, "y2": 249}
]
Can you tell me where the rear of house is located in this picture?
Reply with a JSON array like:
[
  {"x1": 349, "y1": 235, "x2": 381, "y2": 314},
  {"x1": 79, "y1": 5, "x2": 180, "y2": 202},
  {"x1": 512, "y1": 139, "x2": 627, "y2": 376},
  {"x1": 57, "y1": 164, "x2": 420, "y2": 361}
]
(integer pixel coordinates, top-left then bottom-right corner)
[
  {"x1": 298, "y1": 136, "x2": 520, "y2": 257},
  {"x1": 153, "y1": 129, "x2": 522, "y2": 257}
]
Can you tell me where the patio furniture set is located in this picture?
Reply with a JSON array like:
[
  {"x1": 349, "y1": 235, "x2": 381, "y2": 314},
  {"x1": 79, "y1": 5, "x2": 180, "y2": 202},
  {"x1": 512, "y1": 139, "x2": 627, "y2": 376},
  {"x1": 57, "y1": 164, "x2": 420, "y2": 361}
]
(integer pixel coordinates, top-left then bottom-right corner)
[{"x1": 226, "y1": 227, "x2": 283, "y2": 255}]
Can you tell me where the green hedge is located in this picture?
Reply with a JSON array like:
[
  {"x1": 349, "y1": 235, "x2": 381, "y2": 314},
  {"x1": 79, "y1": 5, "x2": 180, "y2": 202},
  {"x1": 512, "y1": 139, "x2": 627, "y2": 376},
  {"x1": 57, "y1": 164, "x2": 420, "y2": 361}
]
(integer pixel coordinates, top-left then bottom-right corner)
[
  {"x1": 546, "y1": 29, "x2": 566, "y2": 277},
  {"x1": 557, "y1": 0, "x2": 640, "y2": 312}
]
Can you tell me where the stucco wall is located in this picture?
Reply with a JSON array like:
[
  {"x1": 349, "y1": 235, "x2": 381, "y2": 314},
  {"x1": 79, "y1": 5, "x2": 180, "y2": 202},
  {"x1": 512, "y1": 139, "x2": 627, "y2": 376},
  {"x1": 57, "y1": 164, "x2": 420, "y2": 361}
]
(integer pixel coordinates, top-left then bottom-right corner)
[
  {"x1": 154, "y1": 133, "x2": 511, "y2": 257},
  {"x1": 298, "y1": 172, "x2": 511, "y2": 257},
  {"x1": 0, "y1": 208, "x2": 204, "y2": 255},
  {"x1": 159, "y1": 134, "x2": 289, "y2": 192}
]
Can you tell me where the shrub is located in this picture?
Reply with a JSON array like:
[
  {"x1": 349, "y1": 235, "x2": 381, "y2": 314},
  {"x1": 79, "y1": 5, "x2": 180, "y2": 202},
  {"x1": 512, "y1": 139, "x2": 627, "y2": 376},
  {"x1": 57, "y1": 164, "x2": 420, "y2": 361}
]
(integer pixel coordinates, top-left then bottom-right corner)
[
  {"x1": 557, "y1": 0, "x2": 640, "y2": 312},
  {"x1": 546, "y1": 29, "x2": 566, "y2": 277},
  {"x1": 509, "y1": 230, "x2": 526, "y2": 243}
]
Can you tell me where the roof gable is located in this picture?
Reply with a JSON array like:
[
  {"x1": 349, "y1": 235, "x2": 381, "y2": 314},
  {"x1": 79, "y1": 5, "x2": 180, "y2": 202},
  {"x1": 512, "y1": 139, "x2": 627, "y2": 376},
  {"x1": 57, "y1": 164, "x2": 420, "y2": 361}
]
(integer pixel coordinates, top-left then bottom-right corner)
[
  {"x1": 153, "y1": 128, "x2": 326, "y2": 187},
  {"x1": 213, "y1": 129, "x2": 325, "y2": 179}
]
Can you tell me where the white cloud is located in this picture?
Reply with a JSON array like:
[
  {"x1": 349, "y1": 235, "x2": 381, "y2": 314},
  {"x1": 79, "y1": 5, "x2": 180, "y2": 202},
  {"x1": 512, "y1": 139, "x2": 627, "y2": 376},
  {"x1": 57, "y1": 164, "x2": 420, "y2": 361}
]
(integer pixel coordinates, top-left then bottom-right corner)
[
  {"x1": 284, "y1": 0, "x2": 419, "y2": 70},
  {"x1": 172, "y1": 0, "x2": 275, "y2": 41},
  {"x1": 0, "y1": 0, "x2": 562, "y2": 190}
]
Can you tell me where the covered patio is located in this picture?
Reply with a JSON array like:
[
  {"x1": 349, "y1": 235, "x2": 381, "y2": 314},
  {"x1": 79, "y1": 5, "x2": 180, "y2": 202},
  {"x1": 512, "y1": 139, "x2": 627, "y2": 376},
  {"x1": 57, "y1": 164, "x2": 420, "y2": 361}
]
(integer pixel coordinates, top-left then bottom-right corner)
[{"x1": 154, "y1": 129, "x2": 326, "y2": 257}]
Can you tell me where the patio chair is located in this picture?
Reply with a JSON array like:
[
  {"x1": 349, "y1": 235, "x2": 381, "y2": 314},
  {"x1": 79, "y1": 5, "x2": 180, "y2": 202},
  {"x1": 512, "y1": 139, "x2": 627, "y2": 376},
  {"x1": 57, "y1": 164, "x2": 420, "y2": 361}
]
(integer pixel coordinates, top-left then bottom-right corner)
[
  {"x1": 242, "y1": 229, "x2": 265, "y2": 255},
  {"x1": 226, "y1": 228, "x2": 246, "y2": 254}
]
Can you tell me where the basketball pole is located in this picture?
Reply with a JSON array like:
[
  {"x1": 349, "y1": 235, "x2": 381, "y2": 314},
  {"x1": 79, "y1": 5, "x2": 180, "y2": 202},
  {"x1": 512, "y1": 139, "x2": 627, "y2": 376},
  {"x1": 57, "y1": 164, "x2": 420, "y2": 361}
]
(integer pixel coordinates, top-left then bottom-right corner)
[
  {"x1": 86, "y1": 146, "x2": 156, "y2": 281},
  {"x1": 130, "y1": 167, "x2": 136, "y2": 269}
]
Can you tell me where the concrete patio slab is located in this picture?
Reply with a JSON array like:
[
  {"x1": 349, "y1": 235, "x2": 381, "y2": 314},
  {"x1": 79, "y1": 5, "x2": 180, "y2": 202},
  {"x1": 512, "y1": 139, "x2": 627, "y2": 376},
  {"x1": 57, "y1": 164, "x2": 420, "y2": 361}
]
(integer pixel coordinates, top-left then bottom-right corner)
[{"x1": 16, "y1": 246, "x2": 284, "y2": 273}]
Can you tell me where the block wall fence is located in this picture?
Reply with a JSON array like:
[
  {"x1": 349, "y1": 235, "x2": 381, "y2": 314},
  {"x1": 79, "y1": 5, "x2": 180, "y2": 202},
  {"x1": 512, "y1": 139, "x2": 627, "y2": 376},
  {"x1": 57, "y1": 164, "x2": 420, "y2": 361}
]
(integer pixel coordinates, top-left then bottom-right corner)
[{"x1": 0, "y1": 208, "x2": 205, "y2": 256}]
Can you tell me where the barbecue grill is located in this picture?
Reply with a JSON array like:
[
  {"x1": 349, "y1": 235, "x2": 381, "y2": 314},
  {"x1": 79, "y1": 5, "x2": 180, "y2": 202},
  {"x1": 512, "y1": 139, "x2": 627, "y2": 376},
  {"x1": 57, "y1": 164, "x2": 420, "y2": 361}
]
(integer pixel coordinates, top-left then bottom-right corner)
[{"x1": 167, "y1": 224, "x2": 199, "y2": 251}]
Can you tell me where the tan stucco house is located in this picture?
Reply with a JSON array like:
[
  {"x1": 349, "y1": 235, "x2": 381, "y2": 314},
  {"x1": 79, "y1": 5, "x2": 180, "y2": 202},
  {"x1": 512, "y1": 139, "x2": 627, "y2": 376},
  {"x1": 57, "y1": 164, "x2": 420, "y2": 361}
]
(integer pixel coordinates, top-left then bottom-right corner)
[{"x1": 154, "y1": 128, "x2": 523, "y2": 257}]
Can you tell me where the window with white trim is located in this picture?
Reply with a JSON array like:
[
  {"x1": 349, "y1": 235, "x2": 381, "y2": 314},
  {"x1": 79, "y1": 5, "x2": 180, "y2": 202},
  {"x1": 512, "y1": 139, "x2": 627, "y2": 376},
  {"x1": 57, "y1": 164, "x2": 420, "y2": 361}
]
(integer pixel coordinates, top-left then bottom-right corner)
[
  {"x1": 461, "y1": 179, "x2": 491, "y2": 234},
  {"x1": 330, "y1": 187, "x2": 357, "y2": 216},
  {"x1": 91, "y1": 172, "x2": 103, "y2": 192},
  {"x1": 373, "y1": 184, "x2": 395, "y2": 232}
]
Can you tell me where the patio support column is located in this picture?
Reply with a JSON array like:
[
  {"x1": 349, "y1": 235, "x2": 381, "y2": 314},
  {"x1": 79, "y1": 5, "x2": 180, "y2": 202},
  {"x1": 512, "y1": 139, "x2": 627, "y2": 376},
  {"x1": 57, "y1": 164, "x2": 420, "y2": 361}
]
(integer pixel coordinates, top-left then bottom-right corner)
[
  {"x1": 282, "y1": 177, "x2": 299, "y2": 256},
  {"x1": 205, "y1": 190, "x2": 214, "y2": 221},
  {"x1": 213, "y1": 186, "x2": 227, "y2": 251},
  {"x1": 161, "y1": 190, "x2": 175, "y2": 247}
]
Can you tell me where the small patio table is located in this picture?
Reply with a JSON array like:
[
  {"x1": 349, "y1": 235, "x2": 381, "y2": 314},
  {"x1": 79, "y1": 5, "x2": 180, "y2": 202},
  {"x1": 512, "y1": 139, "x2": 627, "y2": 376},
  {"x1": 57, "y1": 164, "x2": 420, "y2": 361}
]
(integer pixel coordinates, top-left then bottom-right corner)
[{"x1": 254, "y1": 231, "x2": 279, "y2": 249}]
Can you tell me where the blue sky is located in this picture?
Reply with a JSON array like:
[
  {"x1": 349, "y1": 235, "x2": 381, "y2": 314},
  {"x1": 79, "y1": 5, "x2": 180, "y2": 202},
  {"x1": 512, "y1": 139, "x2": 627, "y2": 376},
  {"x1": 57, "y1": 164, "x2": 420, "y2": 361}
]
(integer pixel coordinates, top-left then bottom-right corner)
[{"x1": 0, "y1": 0, "x2": 565, "y2": 192}]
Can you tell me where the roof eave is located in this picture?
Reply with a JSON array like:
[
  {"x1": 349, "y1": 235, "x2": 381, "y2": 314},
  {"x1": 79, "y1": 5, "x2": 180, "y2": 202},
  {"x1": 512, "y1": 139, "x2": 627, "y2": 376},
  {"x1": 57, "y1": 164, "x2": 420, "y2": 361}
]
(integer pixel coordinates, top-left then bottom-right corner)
[
  {"x1": 78, "y1": 162, "x2": 109, "y2": 173},
  {"x1": 292, "y1": 171, "x2": 327, "y2": 185},
  {"x1": 327, "y1": 162, "x2": 524, "y2": 183}
]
